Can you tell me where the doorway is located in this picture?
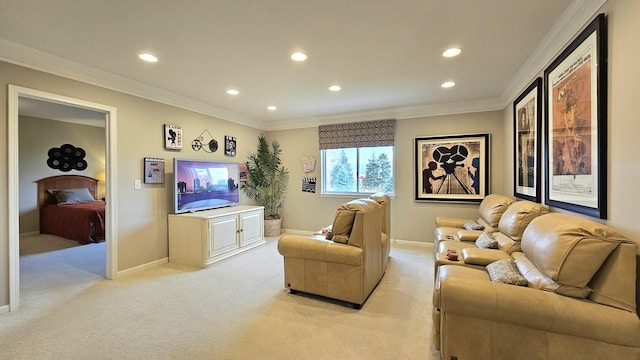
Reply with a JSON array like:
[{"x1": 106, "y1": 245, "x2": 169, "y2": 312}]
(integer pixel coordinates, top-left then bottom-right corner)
[{"x1": 8, "y1": 85, "x2": 118, "y2": 312}]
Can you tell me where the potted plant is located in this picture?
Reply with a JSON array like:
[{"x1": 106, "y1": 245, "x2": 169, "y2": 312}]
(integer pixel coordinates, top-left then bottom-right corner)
[{"x1": 241, "y1": 134, "x2": 290, "y2": 236}]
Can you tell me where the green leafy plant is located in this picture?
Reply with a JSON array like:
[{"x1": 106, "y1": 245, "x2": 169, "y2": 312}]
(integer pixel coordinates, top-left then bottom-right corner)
[{"x1": 241, "y1": 134, "x2": 290, "y2": 220}]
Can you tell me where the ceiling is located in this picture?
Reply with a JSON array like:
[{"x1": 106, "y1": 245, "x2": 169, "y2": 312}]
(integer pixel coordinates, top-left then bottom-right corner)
[{"x1": 0, "y1": 0, "x2": 585, "y2": 130}]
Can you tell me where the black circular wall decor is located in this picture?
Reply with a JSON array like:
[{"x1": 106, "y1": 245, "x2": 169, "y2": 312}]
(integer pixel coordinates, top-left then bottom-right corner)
[{"x1": 47, "y1": 144, "x2": 88, "y2": 172}]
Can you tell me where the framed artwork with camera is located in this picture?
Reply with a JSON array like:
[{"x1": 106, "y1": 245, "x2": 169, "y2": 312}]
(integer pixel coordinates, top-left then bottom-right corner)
[{"x1": 414, "y1": 133, "x2": 489, "y2": 202}]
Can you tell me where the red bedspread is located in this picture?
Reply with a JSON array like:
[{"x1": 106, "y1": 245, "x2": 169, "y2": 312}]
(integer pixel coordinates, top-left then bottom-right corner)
[{"x1": 41, "y1": 201, "x2": 105, "y2": 244}]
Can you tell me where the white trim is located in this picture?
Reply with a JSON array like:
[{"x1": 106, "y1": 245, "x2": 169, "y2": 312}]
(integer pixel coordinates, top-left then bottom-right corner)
[
  {"x1": 393, "y1": 239, "x2": 434, "y2": 249},
  {"x1": 0, "y1": 39, "x2": 264, "y2": 130},
  {"x1": 116, "y1": 258, "x2": 168, "y2": 277},
  {"x1": 500, "y1": 0, "x2": 607, "y2": 107},
  {"x1": 8, "y1": 85, "x2": 118, "y2": 312},
  {"x1": 19, "y1": 231, "x2": 40, "y2": 238},
  {"x1": 281, "y1": 229, "x2": 315, "y2": 236}
]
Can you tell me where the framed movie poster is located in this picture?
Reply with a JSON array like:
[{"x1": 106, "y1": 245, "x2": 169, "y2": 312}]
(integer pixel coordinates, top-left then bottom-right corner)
[
  {"x1": 415, "y1": 133, "x2": 489, "y2": 202},
  {"x1": 513, "y1": 78, "x2": 542, "y2": 202},
  {"x1": 544, "y1": 14, "x2": 607, "y2": 218}
]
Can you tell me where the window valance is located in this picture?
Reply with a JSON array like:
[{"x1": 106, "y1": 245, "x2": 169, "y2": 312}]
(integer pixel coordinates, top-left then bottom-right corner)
[{"x1": 318, "y1": 119, "x2": 396, "y2": 149}]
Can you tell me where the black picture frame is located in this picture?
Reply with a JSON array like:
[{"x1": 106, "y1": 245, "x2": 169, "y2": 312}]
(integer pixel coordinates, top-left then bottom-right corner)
[
  {"x1": 164, "y1": 124, "x2": 182, "y2": 150},
  {"x1": 544, "y1": 13, "x2": 607, "y2": 218},
  {"x1": 414, "y1": 133, "x2": 489, "y2": 202},
  {"x1": 144, "y1": 157, "x2": 165, "y2": 184},
  {"x1": 513, "y1": 78, "x2": 542, "y2": 202},
  {"x1": 225, "y1": 135, "x2": 237, "y2": 156}
]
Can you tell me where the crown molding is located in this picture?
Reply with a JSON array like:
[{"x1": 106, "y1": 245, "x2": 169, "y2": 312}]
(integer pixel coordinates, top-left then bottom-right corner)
[
  {"x1": 500, "y1": 0, "x2": 607, "y2": 107},
  {"x1": 0, "y1": 39, "x2": 266, "y2": 130},
  {"x1": 2, "y1": 0, "x2": 602, "y2": 133},
  {"x1": 264, "y1": 97, "x2": 504, "y2": 131}
]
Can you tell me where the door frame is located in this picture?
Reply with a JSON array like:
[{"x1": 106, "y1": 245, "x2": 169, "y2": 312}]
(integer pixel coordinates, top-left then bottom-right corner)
[{"x1": 8, "y1": 85, "x2": 118, "y2": 312}]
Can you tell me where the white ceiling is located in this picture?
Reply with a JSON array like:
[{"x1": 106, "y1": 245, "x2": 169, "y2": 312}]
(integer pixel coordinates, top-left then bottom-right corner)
[{"x1": 1, "y1": 0, "x2": 597, "y2": 130}]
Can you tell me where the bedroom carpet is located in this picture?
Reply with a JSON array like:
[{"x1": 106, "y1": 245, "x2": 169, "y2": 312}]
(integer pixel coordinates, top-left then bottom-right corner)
[{"x1": 2, "y1": 235, "x2": 439, "y2": 360}]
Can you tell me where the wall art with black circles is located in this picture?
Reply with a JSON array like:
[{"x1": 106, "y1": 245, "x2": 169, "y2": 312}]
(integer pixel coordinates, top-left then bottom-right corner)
[{"x1": 47, "y1": 144, "x2": 88, "y2": 172}]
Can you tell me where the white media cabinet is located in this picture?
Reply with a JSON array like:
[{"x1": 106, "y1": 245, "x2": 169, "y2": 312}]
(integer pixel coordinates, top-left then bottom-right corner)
[{"x1": 168, "y1": 205, "x2": 265, "y2": 268}]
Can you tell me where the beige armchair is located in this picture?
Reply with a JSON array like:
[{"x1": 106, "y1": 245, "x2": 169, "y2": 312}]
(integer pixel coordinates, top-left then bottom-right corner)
[{"x1": 277, "y1": 198, "x2": 385, "y2": 309}]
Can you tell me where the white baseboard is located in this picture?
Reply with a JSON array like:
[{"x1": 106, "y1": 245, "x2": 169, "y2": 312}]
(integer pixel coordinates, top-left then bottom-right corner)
[
  {"x1": 281, "y1": 228, "x2": 315, "y2": 236},
  {"x1": 0, "y1": 304, "x2": 9, "y2": 315},
  {"x1": 117, "y1": 257, "x2": 168, "y2": 278},
  {"x1": 393, "y1": 239, "x2": 434, "y2": 249},
  {"x1": 19, "y1": 231, "x2": 40, "y2": 238}
]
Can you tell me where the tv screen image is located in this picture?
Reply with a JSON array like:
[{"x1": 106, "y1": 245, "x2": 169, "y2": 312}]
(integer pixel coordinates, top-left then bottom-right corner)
[{"x1": 174, "y1": 159, "x2": 240, "y2": 214}]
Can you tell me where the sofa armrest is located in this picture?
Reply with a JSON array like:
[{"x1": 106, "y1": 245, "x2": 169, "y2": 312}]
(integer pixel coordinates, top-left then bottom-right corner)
[
  {"x1": 435, "y1": 216, "x2": 469, "y2": 228},
  {"x1": 461, "y1": 248, "x2": 511, "y2": 265},
  {"x1": 438, "y1": 268, "x2": 640, "y2": 347},
  {"x1": 456, "y1": 230, "x2": 483, "y2": 241},
  {"x1": 277, "y1": 234, "x2": 362, "y2": 266}
]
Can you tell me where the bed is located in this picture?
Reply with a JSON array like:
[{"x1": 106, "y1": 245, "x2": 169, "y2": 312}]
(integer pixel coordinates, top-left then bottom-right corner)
[{"x1": 36, "y1": 175, "x2": 106, "y2": 244}]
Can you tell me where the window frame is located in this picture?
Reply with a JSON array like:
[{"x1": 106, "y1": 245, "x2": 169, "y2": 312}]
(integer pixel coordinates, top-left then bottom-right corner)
[{"x1": 320, "y1": 145, "x2": 395, "y2": 197}]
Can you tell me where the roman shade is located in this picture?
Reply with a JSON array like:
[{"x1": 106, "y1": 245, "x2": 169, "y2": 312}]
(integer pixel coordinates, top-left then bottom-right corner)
[{"x1": 318, "y1": 119, "x2": 396, "y2": 149}]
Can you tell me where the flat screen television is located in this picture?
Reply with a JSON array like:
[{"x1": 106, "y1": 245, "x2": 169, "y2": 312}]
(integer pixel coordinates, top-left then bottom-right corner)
[{"x1": 174, "y1": 158, "x2": 240, "y2": 214}]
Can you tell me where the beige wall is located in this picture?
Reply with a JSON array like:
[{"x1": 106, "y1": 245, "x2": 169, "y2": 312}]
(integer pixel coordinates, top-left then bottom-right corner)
[
  {"x1": 0, "y1": 61, "x2": 262, "y2": 306},
  {"x1": 501, "y1": 0, "x2": 640, "y2": 248},
  {"x1": 1, "y1": 0, "x2": 639, "y2": 308},
  {"x1": 273, "y1": 110, "x2": 505, "y2": 242},
  {"x1": 18, "y1": 116, "x2": 106, "y2": 233}
]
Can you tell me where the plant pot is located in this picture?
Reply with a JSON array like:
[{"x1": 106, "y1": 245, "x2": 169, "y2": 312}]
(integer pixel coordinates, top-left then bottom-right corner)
[{"x1": 264, "y1": 218, "x2": 282, "y2": 237}]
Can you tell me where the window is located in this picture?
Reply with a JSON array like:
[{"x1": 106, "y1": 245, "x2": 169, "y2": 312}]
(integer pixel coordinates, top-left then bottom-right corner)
[{"x1": 321, "y1": 146, "x2": 394, "y2": 195}]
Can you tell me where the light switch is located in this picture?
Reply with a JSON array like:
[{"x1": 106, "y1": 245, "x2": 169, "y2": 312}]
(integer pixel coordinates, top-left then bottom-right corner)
[{"x1": 134, "y1": 179, "x2": 142, "y2": 190}]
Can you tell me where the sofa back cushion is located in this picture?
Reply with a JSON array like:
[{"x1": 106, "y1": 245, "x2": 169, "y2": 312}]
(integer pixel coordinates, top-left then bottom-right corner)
[
  {"x1": 497, "y1": 200, "x2": 548, "y2": 241},
  {"x1": 330, "y1": 198, "x2": 381, "y2": 247},
  {"x1": 478, "y1": 194, "x2": 515, "y2": 228},
  {"x1": 521, "y1": 213, "x2": 628, "y2": 291}
]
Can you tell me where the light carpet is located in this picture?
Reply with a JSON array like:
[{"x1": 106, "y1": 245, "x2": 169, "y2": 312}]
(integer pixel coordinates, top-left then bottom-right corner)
[{"x1": 2, "y1": 235, "x2": 440, "y2": 360}]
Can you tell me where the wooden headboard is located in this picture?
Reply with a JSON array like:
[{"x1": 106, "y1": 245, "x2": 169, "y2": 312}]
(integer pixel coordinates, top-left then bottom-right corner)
[{"x1": 36, "y1": 175, "x2": 99, "y2": 231}]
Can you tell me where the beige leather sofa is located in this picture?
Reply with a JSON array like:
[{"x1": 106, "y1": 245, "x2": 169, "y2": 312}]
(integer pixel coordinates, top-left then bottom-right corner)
[
  {"x1": 435, "y1": 200, "x2": 548, "y2": 271},
  {"x1": 433, "y1": 213, "x2": 640, "y2": 359},
  {"x1": 278, "y1": 195, "x2": 389, "y2": 309},
  {"x1": 434, "y1": 193, "x2": 515, "y2": 249}
]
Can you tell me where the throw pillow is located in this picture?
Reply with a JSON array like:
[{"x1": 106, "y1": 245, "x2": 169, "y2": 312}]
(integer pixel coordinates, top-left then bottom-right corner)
[
  {"x1": 463, "y1": 220, "x2": 484, "y2": 231},
  {"x1": 475, "y1": 232, "x2": 498, "y2": 249},
  {"x1": 328, "y1": 209, "x2": 356, "y2": 244},
  {"x1": 49, "y1": 187, "x2": 95, "y2": 204},
  {"x1": 486, "y1": 259, "x2": 527, "y2": 286}
]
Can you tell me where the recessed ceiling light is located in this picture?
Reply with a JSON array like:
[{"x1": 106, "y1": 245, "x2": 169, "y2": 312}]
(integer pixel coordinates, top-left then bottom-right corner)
[
  {"x1": 443, "y1": 48, "x2": 462, "y2": 58},
  {"x1": 226, "y1": 89, "x2": 239, "y2": 95},
  {"x1": 267, "y1": 105, "x2": 277, "y2": 111},
  {"x1": 329, "y1": 85, "x2": 341, "y2": 92},
  {"x1": 290, "y1": 52, "x2": 308, "y2": 62},
  {"x1": 138, "y1": 53, "x2": 158, "y2": 63},
  {"x1": 441, "y1": 81, "x2": 456, "y2": 88}
]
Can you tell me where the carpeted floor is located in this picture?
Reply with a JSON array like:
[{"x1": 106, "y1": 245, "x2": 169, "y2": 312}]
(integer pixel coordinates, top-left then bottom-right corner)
[{"x1": 2, "y1": 234, "x2": 440, "y2": 360}]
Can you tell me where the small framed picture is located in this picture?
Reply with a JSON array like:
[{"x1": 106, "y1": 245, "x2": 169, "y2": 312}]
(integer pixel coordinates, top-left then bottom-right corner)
[
  {"x1": 144, "y1": 157, "x2": 165, "y2": 184},
  {"x1": 225, "y1": 136, "x2": 237, "y2": 156},
  {"x1": 164, "y1": 124, "x2": 182, "y2": 150}
]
